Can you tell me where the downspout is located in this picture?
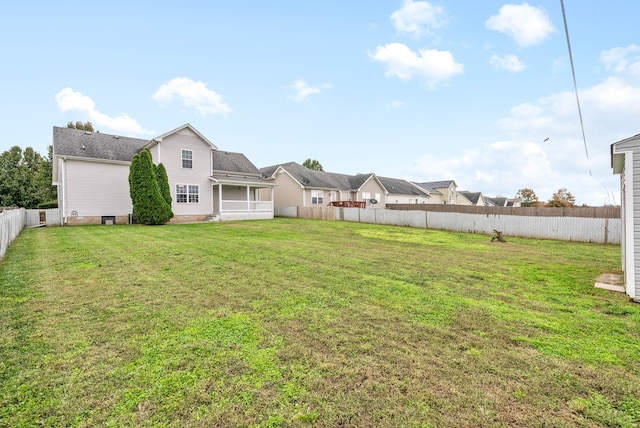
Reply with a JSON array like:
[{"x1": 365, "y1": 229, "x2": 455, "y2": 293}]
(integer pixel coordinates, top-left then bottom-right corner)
[{"x1": 61, "y1": 158, "x2": 67, "y2": 224}]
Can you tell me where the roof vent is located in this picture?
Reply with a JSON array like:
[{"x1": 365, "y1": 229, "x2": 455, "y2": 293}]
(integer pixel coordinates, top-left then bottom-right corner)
[
  {"x1": 84, "y1": 131, "x2": 92, "y2": 135},
  {"x1": 81, "y1": 145, "x2": 86, "y2": 150},
  {"x1": 113, "y1": 136, "x2": 120, "y2": 139}
]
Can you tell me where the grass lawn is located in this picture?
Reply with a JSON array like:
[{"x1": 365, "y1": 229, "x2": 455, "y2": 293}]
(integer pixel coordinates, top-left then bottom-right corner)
[{"x1": 1, "y1": 218, "x2": 639, "y2": 427}]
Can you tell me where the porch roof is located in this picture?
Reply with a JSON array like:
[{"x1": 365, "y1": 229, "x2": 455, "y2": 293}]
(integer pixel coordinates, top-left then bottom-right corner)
[{"x1": 209, "y1": 175, "x2": 276, "y2": 187}]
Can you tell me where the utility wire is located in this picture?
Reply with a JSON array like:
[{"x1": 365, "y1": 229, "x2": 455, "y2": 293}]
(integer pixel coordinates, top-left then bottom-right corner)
[{"x1": 560, "y1": 0, "x2": 592, "y2": 176}]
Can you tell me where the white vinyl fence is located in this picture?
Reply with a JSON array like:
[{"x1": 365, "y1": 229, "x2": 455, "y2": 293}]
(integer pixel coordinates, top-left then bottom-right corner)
[
  {"x1": 276, "y1": 206, "x2": 621, "y2": 244},
  {"x1": 25, "y1": 208, "x2": 62, "y2": 227},
  {"x1": 0, "y1": 208, "x2": 62, "y2": 261},
  {"x1": 0, "y1": 208, "x2": 25, "y2": 261}
]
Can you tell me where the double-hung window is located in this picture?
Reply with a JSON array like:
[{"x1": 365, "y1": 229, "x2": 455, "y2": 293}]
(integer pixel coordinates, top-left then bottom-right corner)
[
  {"x1": 181, "y1": 149, "x2": 193, "y2": 169},
  {"x1": 311, "y1": 190, "x2": 323, "y2": 205},
  {"x1": 176, "y1": 184, "x2": 199, "y2": 203}
]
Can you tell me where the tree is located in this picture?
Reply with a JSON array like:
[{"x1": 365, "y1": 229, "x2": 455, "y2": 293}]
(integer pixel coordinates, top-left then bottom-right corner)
[
  {"x1": 515, "y1": 188, "x2": 539, "y2": 207},
  {"x1": 156, "y1": 163, "x2": 173, "y2": 218},
  {"x1": 67, "y1": 121, "x2": 95, "y2": 132},
  {"x1": 128, "y1": 148, "x2": 173, "y2": 225},
  {"x1": 546, "y1": 188, "x2": 576, "y2": 207},
  {"x1": 302, "y1": 158, "x2": 324, "y2": 171},
  {"x1": 0, "y1": 146, "x2": 55, "y2": 208}
]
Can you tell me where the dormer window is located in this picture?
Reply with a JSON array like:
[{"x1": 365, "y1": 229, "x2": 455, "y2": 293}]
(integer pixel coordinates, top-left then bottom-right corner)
[{"x1": 181, "y1": 149, "x2": 193, "y2": 169}]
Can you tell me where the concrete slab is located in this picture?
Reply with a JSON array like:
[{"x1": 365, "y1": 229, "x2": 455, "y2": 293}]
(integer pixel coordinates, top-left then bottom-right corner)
[{"x1": 594, "y1": 273, "x2": 624, "y2": 293}]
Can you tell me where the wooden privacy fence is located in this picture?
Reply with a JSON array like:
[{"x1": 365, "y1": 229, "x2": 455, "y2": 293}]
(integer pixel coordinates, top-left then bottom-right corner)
[{"x1": 275, "y1": 205, "x2": 622, "y2": 244}]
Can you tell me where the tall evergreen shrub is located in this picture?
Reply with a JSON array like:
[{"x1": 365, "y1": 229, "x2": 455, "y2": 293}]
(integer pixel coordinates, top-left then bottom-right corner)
[
  {"x1": 128, "y1": 148, "x2": 173, "y2": 225},
  {"x1": 156, "y1": 163, "x2": 173, "y2": 218}
]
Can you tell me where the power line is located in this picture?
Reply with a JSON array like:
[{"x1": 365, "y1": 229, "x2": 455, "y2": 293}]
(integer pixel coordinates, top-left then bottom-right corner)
[{"x1": 560, "y1": 0, "x2": 592, "y2": 176}]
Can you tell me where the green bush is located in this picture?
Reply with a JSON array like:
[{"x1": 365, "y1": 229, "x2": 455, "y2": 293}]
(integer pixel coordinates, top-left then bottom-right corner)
[
  {"x1": 128, "y1": 149, "x2": 173, "y2": 225},
  {"x1": 37, "y1": 200, "x2": 58, "y2": 209}
]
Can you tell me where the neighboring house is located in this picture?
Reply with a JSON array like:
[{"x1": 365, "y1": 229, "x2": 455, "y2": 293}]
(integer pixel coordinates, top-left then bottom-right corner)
[
  {"x1": 413, "y1": 180, "x2": 458, "y2": 204},
  {"x1": 457, "y1": 191, "x2": 485, "y2": 206},
  {"x1": 259, "y1": 162, "x2": 429, "y2": 208},
  {"x1": 485, "y1": 196, "x2": 522, "y2": 207},
  {"x1": 611, "y1": 134, "x2": 640, "y2": 300},
  {"x1": 259, "y1": 162, "x2": 384, "y2": 208},
  {"x1": 377, "y1": 176, "x2": 430, "y2": 204},
  {"x1": 52, "y1": 124, "x2": 274, "y2": 225}
]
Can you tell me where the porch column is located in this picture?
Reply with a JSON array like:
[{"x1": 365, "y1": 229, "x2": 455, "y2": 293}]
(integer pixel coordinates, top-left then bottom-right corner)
[
  {"x1": 246, "y1": 186, "x2": 250, "y2": 212},
  {"x1": 218, "y1": 184, "x2": 223, "y2": 213}
]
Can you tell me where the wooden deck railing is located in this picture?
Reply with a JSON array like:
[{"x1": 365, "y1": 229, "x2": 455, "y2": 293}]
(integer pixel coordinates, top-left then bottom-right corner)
[{"x1": 327, "y1": 201, "x2": 366, "y2": 208}]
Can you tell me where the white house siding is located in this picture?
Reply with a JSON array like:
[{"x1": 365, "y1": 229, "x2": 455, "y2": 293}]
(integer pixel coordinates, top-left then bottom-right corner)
[
  {"x1": 613, "y1": 137, "x2": 640, "y2": 300},
  {"x1": 62, "y1": 159, "x2": 132, "y2": 222},
  {"x1": 152, "y1": 129, "x2": 213, "y2": 219},
  {"x1": 387, "y1": 193, "x2": 429, "y2": 205}
]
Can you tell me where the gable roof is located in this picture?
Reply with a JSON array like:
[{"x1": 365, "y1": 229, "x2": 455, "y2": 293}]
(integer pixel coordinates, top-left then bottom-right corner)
[
  {"x1": 260, "y1": 162, "x2": 361, "y2": 191},
  {"x1": 53, "y1": 126, "x2": 147, "y2": 162},
  {"x1": 459, "y1": 191, "x2": 482, "y2": 205},
  {"x1": 378, "y1": 176, "x2": 430, "y2": 196},
  {"x1": 213, "y1": 151, "x2": 260, "y2": 175},
  {"x1": 485, "y1": 197, "x2": 507, "y2": 207},
  {"x1": 413, "y1": 180, "x2": 456, "y2": 195},
  {"x1": 149, "y1": 123, "x2": 217, "y2": 149}
]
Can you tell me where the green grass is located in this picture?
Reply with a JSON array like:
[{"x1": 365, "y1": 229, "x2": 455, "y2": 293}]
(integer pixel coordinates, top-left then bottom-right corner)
[{"x1": 1, "y1": 218, "x2": 639, "y2": 427}]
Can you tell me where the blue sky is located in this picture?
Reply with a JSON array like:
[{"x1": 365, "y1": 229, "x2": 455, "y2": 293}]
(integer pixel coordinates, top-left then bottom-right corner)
[{"x1": 2, "y1": 0, "x2": 639, "y2": 205}]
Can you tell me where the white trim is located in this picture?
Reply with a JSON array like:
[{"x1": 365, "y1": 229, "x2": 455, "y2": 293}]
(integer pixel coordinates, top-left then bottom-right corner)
[
  {"x1": 56, "y1": 155, "x2": 131, "y2": 166},
  {"x1": 176, "y1": 183, "x2": 200, "y2": 204},
  {"x1": 181, "y1": 149, "x2": 193, "y2": 169},
  {"x1": 622, "y1": 150, "x2": 635, "y2": 298},
  {"x1": 150, "y1": 123, "x2": 218, "y2": 150}
]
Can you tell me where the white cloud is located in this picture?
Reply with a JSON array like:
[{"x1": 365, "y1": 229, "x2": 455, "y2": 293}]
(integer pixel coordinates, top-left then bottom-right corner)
[
  {"x1": 370, "y1": 42, "x2": 463, "y2": 88},
  {"x1": 404, "y1": 45, "x2": 640, "y2": 206},
  {"x1": 55, "y1": 87, "x2": 155, "y2": 136},
  {"x1": 289, "y1": 79, "x2": 331, "y2": 102},
  {"x1": 490, "y1": 54, "x2": 525, "y2": 72},
  {"x1": 486, "y1": 3, "x2": 555, "y2": 47},
  {"x1": 153, "y1": 77, "x2": 232, "y2": 116},
  {"x1": 390, "y1": 0, "x2": 446, "y2": 38},
  {"x1": 391, "y1": 101, "x2": 405, "y2": 108},
  {"x1": 600, "y1": 44, "x2": 640, "y2": 74}
]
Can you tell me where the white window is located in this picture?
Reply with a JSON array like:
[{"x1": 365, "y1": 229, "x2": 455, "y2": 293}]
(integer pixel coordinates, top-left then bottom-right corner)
[
  {"x1": 176, "y1": 184, "x2": 199, "y2": 203},
  {"x1": 181, "y1": 149, "x2": 193, "y2": 169},
  {"x1": 311, "y1": 190, "x2": 324, "y2": 205},
  {"x1": 362, "y1": 192, "x2": 371, "y2": 201},
  {"x1": 330, "y1": 191, "x2": 337, "y2": 202},
  {"x1": 375, "y1": 193, "x2": 381, "y2": 203}
]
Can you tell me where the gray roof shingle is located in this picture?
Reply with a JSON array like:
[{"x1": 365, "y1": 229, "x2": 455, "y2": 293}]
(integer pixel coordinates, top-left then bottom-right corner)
[
  {"x1": 261, "y1": 162, "x2": 359, "y2": 190},
  {"x1": 53, "y1": 126, "x2": 148, "y2": 161},
  {"x1": 378, "y1": 176, "x2": 428, "y2": 196},
  {"x1": 459, "y1": 191, "x2": 482, "y2": 204},
  {"x1": 213, "y1": 151, "x2": 260, "y2": 175}
]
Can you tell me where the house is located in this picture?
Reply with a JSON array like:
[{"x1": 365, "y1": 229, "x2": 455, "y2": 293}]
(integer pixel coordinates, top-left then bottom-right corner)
[
  {"x1": 413, "y1": 180, "x2": 458, "y2": 204},
  {"x1": 259, "y1": 162, "x2": 384, "y2": 207},
  {"x1": 457, "y1": 191, "x2": 485, "y2": 206},
  {"x1": 259, "y1": 162, "x2": 430, "y2": 208},
  {"x1": 611, "y1": 134, "x2": 640, "y2": 300},
  {"x1": 52, "y1": 124, "x2": 274, "y2": 225},
  {"x1": 377, "y1": 176, "x2": 430, "y2": 204},
  {"x1": 485, "y1": 196, "x2": 522, "y2": 207}
]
